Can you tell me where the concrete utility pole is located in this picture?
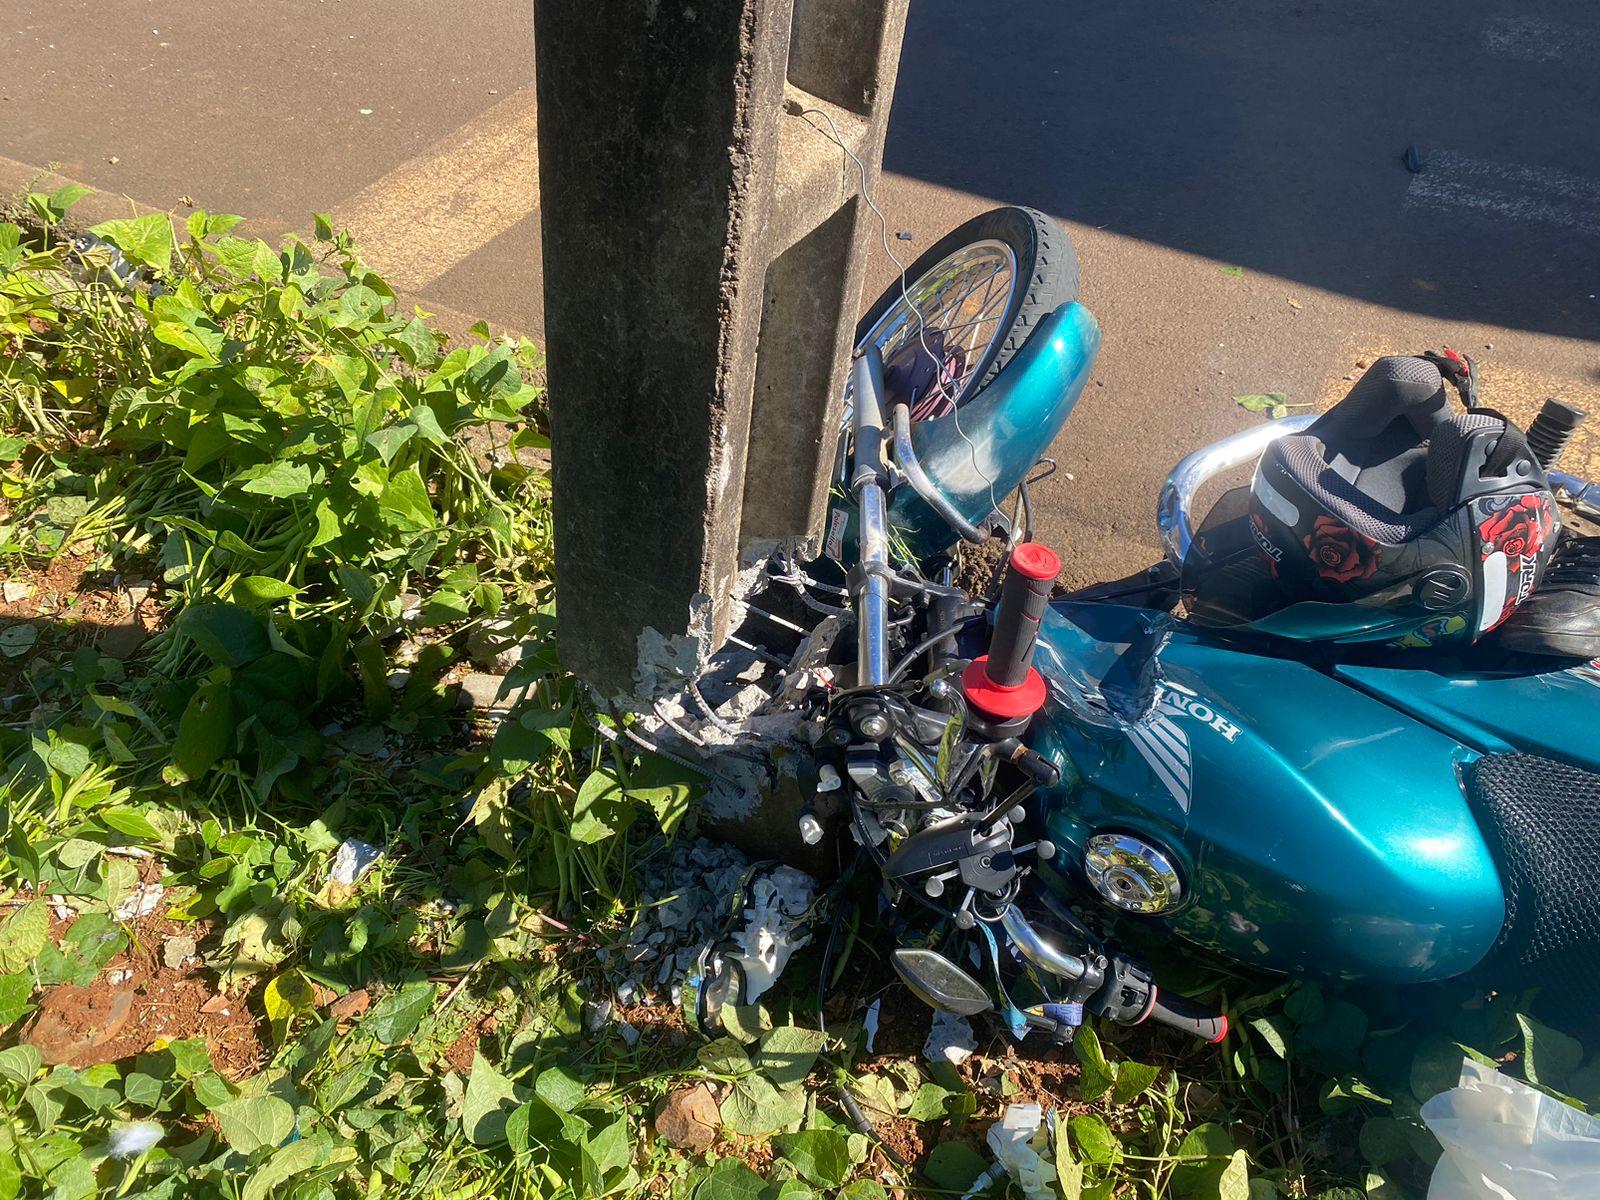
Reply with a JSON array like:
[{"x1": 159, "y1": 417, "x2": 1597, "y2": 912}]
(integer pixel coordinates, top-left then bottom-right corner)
[{"x1": 535, "y1": 0, "x2": 910, "y2": 698}]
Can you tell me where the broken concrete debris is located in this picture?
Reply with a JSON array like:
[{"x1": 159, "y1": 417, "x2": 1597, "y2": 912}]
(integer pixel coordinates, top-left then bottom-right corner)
[{"x1": 589, "y1": 836, "x2": 817, "y2": 1028}]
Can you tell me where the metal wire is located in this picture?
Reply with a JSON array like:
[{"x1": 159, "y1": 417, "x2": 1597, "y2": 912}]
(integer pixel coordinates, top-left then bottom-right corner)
[{"x1": 797, "y1": 106, "x2": 1005, "y2": 527}]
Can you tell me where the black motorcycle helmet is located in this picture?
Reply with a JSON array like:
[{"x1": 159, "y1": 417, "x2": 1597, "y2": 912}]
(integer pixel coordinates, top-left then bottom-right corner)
[{"x1": 1187, "y1": 352, "x2": 1560, "y2": 647}]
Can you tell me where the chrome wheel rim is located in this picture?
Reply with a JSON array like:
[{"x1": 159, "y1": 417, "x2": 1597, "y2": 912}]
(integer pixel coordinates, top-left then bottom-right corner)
[{"x1": 846, "y1": 239, "x2": 1019, "y2": 428}]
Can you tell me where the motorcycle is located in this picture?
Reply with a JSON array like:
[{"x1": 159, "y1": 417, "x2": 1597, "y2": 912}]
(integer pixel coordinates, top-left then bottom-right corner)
[{"x1": 701, "y1": 206, "x2": 1600, "y2": 1047}]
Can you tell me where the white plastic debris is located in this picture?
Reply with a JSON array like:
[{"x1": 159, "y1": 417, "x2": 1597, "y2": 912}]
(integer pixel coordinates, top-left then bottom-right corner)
[
  {"x1": 114, "y1": 882, "x2": 164, "y2": 921},
  {"x1": 923, "y1": 1010, "x2": 977, "y2": 1066},
  {"x1": 105, "y1": 968, "x2": 134, "y2": 986},
  {"x1": 328, "y1": 838, "x2": 384, "y2": 886},
  {"x1": 983, "y1": 1103, "x2": 1059, "y2": 1200},
  {"x1": 863, "y1": 999, "x2": 882, "y2": 1053},
  {"x1": 50, "y1": 895, "x2": 75, "y2": 921},
  {"x1": 106, "y1": 1121, "x2": 164, "y2": 1159},
  {"x1": 727, "y1": 865, "x2": 816, "y2": 1003},
  {"x1": 1421, "y1": 1058, "x2": 1600, "y2": 1199}
]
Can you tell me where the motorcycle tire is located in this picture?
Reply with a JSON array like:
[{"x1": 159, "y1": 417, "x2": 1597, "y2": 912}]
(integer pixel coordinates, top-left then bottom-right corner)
[{"x1": 853, "y1": 206, "x2": 1081, "y2": 410}]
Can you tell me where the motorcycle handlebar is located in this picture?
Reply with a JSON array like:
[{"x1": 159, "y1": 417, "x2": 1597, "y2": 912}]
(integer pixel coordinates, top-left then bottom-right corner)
[{"x1": 891, "y1": 402, "x2": 989, "y2": 543}]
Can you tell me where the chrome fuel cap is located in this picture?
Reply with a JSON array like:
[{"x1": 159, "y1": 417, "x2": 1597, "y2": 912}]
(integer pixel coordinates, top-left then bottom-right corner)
[{"x1": 1084, "y1": 832, "x2": 1183, "y2": 913}]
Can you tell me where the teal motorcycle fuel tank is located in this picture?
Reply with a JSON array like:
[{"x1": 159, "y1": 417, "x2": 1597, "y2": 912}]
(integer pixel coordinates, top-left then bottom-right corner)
[
  {"x1": 1030, "y1": 603, "x2": 1506, "y2": 983},
  {"x1": 1334, "y1": 657, "x2": 1600, "y2": 770}
]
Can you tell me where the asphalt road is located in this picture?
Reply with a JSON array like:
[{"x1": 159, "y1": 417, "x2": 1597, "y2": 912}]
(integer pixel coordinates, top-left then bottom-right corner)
[{"x1": 4, "y1": 0, "x2": 1598, "y2": 584}]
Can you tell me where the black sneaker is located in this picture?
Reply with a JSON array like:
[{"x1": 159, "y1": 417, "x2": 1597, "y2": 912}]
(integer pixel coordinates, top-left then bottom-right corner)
[{"x1": 1497, "y1": 533, "x2": 1600, "y2": 658}]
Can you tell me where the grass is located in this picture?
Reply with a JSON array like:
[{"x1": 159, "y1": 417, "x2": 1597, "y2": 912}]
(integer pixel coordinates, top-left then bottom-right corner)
[{"x1": 1, "y1": 189, "x2": 1596, "y2": 1200}]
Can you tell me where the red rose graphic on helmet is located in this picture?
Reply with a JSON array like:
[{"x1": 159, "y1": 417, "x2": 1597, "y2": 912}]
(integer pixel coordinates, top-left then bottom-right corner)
[
  {"x1": 1478, "y1": 494, "x2": 1553, "y2": 559},
  {"x1": 1303, "y1": 516, "x2": 1381, "y2": 582}
]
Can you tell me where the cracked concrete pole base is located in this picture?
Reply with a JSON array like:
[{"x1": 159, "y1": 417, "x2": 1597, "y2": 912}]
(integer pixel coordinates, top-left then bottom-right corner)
[{"x1": 535, "y1": 0, "x2": 910, "y2": 700}]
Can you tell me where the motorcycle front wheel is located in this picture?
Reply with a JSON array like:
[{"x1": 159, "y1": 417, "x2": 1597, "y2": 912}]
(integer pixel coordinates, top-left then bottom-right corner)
[{"x1": 851, "y1": 205, "x2": 1081, "y2": 422}]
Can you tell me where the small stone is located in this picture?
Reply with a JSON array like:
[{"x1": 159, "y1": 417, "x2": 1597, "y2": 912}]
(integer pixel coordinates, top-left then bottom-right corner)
[
  {"x1": 455, "y1": 672, "x2": 533, "y2": 710},
  {"x1": 618, "y1": 1021, "x2": 641, "y2": 1046},
  {"x1": 654, "y1": 1084, "x2": 721, "y2": 1151},
  {"x1": 161, "y1": 935, "x2": 197, "y2": 970},
  {"x1": 335, "y1": 724, "x2": 387, "y2": 756},
  {"x1": 327, "y1": 988, "x2": 371, "y2": 1021},
  {"x1": 359, "y1": 107, "x2": 373, "y2": 115},
  {"x1": 2, "y1": 581, "x2": 32, "y2": 604},
  {"x1": 584, "y1": 998, "x2": 613, "y2": 1031},
  {"x1": 616, "y1": 981, "x2": 638, "y2": 1007},
  {"x1": 105, "y1": 968, "x2": 133, "y2": 986},
  {"x1": 108, "y1": 155, "x2": 119, "y2": 164},
  {"x1": 655, "y1": 894, "x2": 694, "y2": 929},
  {"x1": 200, "y1": 994, "x2": 230, "y2": 1014},
  {"x1": 466, "y1": 618, "x2": 525, "y2": 673}
]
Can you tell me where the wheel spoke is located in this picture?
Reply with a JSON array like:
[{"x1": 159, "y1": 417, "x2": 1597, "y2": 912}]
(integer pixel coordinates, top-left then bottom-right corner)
[{"x1": 850, "y1": 240, "x2": 1018, "y2": 429}]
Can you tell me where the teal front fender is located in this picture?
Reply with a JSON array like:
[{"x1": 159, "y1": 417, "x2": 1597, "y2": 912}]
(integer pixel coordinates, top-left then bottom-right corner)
[
  {"x1": 1032, "y1": 604, "x2": 1506, "y2": 984},
  {"x1": 891, "y1": 302, "x2": 1100, "y2": 557},
  {"x1": 822, "y1": 303, "x2": 1098, "y2": 563}
]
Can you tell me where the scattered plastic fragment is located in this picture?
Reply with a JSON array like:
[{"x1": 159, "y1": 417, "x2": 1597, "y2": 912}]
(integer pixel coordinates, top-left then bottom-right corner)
[
  {"x1": 329, "y1": 838, "x2": 384, "y2": 885},
  {"x1": 106, "y1": 1121, "x2": 164, "y2": 1159},
  {"x1": 114, "y1": 882, "x2": 163, "y2": 921},
  {"x1": 726, "y1": 865, "x2": 817, "y2": 1002},
  {"x1": 864, "y1": 999, "x2": 882, "y2": 1052},
  {"x1": 1403, "y1": 144, "x2": 1424, "y2": 173},
  {"x1": 1422, "y1": 1058, "x2": 1600, "y2": 1199},
  {"x1": 984, "y1": 1103, "x2": 1059, "y2": 1200},
  {"x1": 923, "y1": 1010, "x2": 977, "y2": 1065}
]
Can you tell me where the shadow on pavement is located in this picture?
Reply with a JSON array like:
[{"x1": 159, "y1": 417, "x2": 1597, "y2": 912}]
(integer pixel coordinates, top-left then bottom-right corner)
[{"x1": 884, "y1": 0, "x2": 1600, "y2": 341}]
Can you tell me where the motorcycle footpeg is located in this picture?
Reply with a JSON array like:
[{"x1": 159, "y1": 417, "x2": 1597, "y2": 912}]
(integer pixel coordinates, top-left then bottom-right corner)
[{"x1": 891, "y1": 947, "x2": 995, "y2": 1016}]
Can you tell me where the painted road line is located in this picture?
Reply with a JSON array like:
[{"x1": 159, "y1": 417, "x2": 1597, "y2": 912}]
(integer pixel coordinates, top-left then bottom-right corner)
[
  {"x1": 330, "y1": 89, "x2": 537, "y2": 293},
  {"x1": 1481, "y1": 15, "x2": 1597, "y2": 63},
  {"x1": 1404, "y1": 150, "x2": 1600, "y2": 240}
]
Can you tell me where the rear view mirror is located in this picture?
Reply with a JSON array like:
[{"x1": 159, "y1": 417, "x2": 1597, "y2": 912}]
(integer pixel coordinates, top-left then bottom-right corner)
[{"x1": 891, "y1": 947, "x2": 994, "y2": 1016}]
